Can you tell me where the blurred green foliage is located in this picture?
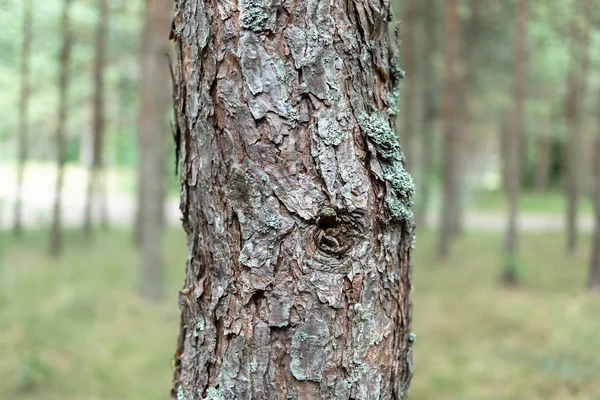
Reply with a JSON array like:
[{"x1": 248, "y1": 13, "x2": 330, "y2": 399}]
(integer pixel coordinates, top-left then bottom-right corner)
[{"x1": 0, "y1": 0, "x2": 142, "y2": 166}]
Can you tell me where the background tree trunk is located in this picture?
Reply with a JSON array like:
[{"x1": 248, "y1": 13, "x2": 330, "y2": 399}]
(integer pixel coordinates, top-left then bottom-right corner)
[
  {"x1": 437, "y1": 0, "x2": 459, "y2": 260},
  {"x1": 450, "y1": 0, "x2": 480, "y2": 238},
  {"x1": 503, "y1": 0, "x2": 526, "y2": 285},
  {"x1": 534, "y1": 134, "x2": 550, "y2": 192},
  {"x1": 401, "y1": 0, "x2": 416, "y2": 173},
  {"x1": 170, "y1": 1, "x2": 415, "y2": 398},
  {"x1": 588, "y1": 90, "x2": 600, "y2": 290},
  {"x1": 83, "y1": 0, "x2": 108, "y2": 238},
  {"x1": 563, "y1": 0, "x2": 592, "y2": 254},
  {"x1": 49, "y1": 0, "x2": 73, "y2": 256},
  {"x1": 138, "y1": 0, "x2": 171, "y2": 300},
  {"x1": 14, "y1": 0, "x2": 32, "y2": 237},
  {"x1": 414, "y1": 0, "x2": 438, "y2": 227}
]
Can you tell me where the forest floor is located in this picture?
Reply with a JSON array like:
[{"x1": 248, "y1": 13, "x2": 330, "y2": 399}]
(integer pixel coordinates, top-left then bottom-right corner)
[{"x1": 0, "y1": 229, "x2": 598, "y2": 399}]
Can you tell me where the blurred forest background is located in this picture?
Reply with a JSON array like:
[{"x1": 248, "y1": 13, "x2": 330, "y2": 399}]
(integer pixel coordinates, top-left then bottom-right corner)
[{"x1": 1, "y1": 0, "x2": 600, "y2": 399}]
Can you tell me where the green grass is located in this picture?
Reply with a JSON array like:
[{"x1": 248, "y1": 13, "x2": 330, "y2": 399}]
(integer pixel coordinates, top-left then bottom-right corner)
[
  {"x1": 469, "y1": 190, "x2": 594, "y2": 215},
  {"x1": 1, "y1": 228, "x2": 599, "y2": 399}
]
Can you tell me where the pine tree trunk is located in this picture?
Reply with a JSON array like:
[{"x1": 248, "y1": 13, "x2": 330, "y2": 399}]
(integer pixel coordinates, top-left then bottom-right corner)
[
  {"x1": 170, "y1": 1, "x2": 415, "y2": 398},
  {"x1": 503, "y1": 0, "x2": 526, "y2": 285},
  {"x1": 401, "y1": 0, "x2": 416, "y2": 173},
  {"x1": 414, "y1": 0, "x2": 437, "y2": 227},
  {"x1": 83, "y1": 0, "x2": 108, "y2": 238},
  {"x1": 563, "y1": 0, "x2": 591, "y2": 254},
  {"x1": 49, "y1": 0, "x2": 73, "y2": 256},
  {"x1": 437, "y1": 0, "x2": 459, "y2": 260},
  {"x1": 450, "y1": 0, "x2": 480, "y2": 239},
  {"x1": 14, "y1": 0, "x2": 32, "y2": 237},
  {"x1": 138, "y1": 0, "x2": 171, "y2": 300},
  {"x1": 588, "y1": 96, "x2": 600, "y2": 290},
  {"x1": 534, "y1": 134, "x2": 550, "y2": 191}
]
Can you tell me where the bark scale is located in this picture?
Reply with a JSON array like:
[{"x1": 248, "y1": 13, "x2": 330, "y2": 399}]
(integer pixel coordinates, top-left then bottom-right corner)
[
  {"x1": 170, "y1": 0, "x2": 415, "y2": 398},
  {"x1": 14, "y1": 0, "x2": 32, "y2": 236},
  {"x1": 49, "y1": 0, "x2": 73, "y2": 256}
]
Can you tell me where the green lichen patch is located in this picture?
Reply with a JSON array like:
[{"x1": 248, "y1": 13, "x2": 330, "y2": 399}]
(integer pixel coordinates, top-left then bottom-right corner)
[
  {"x1": 177, "y1": 385, "x2": 187, "y2": 400},
  {"x1": 383, "y1": 162, "x2": 415, "y2": 201},
  {"x1": 358, "y1": 113, "x2": 415, "y2": 223},
  {"x1": 386, "y1": 197, "x2": 414, "y2": 222},
  {"x1": 357, "y1": 113, "x2": 402, "y2": 161},
  {"x1": 387, "y1": 57, "x2": 404, "y2": 116},
  {"x1": 261, "y1": 214, "x2": 281, "y2": 233},
  {"x1": 389, "y1": 56, "x2": 405, "y2": 83},
  {"x1": 408, "y1": 332, "x2": 417, "y2": 342},
  {"x1": 386, "y1": 86, "x2": 401, "y2": 116},
  {"x1": 193, "y1": 316, "x2": 205, "y2": 338},
  {"x1": 241, "y1": 0, "x2": 269, "y2": 32},
  {"x1": 321, "y1": 126, "x2": 345, "y2": 146},
  {"x1": 203, "y1": 387, "x2": 225, "y2": 400}
]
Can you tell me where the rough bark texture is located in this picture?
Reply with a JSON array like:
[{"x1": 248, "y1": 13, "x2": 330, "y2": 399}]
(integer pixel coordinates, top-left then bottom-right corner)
[
  {"x1": 83, "y1": 0, "x2": 108, "y2": 238},
  {"x1": 437, "y1": 0, "x2": 458, "y2": 260},
  {"x1": 138, "y1": 0, "x2": 172, "y2": 300},
  {"x1": 14, "y1": 0, "x2": 32, "y2": 237},
  {"x1": 170, "y1": 0, "x2": 415, "y2": 398},
  {"x1": 50, "y1": 0, "x2": 73, "y2": 256},
  {"x1": 588, "y1": 94, "x2": 600, "y2": 290},
  {"x1": 503, "y1": 0, "x2": 526, "y2": 285},
  {"x1": 563, "y1": 0, "x2": 592, "y2": 254}
]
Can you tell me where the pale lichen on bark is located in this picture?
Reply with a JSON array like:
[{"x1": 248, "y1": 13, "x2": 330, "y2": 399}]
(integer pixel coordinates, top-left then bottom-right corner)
[{"x1": 170, "y1": 0, "x2": 414, "y2": 398}]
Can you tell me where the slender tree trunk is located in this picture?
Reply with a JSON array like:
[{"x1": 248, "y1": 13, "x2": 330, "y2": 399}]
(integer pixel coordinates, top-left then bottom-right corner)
[
  {"x1": 83, "y1": 0, "x2": 108, "y2": 239},
  {"x1": 564, "y1": 0, "x2": 592, "y2": 254},
  {"x1": 170, "y1": 1, "x2": 415, "y2": 398},
  {"x1": 14, "y1": 0, "x2": 32, "y2": 237},
  {"x1": 401, "y1": 0, "x2": 416, "y2": 172},
  {"x1": 450, "y1": 0, "x2": 480, "y2": 238},
  {"x1": 437, "y1": 0, "x2": 459, "y2": 260},
  {"x1": 534, "y1": 134, "x2": 550, "y2": 191},
  {"x1": 588, "y1": 92, "x2": 600, "y2": 290},
  {"x1": 414, "y1": 0, "x2": 437, "y2": 227},
  {"x1": 503, "y1": 0, "x2": 526, "y2": 285},
  {"x1": 138, "y1": 0, "x2": 171, "y2": 300},
  {"x1": 50, "y1": 0, "x2": 73, "y2": 257}
]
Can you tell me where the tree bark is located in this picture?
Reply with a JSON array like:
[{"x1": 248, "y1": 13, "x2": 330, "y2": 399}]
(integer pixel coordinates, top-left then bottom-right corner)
[
  {"x1": 138, "y1": 0, "x2": 171, "y2": 300},
  {"x1": 14, "y1": 0, "x2": 32, "y2": 237},
  {"x1": 563, "y1": 0, "x2": 592, "y2": 254},
  {"x1": 437, "y1": 0, "x2": 459, "y2": 260},
  {"x1": 503, "y1": 0, "x2": 526, "y2": 285},
  {"x1": 83, "y1": 0, "x2": 108, "y2": 238},
  {"x1": 49, "y1": 0, "x2": 73, "y2": 256},
  {"x1": 170, "y1": 1, "x2": 415, "y2": 398},
  {"x1": 414, "y1": 0, "x2": 437, "y2": 227}
]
